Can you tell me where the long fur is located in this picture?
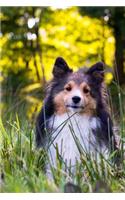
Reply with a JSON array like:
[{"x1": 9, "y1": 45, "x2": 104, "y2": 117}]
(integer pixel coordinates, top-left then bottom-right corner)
[{"x1": 36, "y1": 57, "x2": 118, "y2": 168}]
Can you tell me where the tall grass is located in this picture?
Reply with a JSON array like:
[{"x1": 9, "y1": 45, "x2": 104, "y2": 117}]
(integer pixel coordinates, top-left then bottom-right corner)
[{"x1": 0, "y1": 81, "x2": 125, "y2": 192}]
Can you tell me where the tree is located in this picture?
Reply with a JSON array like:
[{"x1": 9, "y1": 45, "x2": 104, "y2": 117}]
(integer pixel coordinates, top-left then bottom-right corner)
[
  {"x1": 0, "y1": 7, "x2": 116, "y2": 118},
  {"x1": 79, "y1": 7, "x2": 125, "y2": 85},
  {"x1": 1, "y1": 7, "x2": 47, "y2": 84}
]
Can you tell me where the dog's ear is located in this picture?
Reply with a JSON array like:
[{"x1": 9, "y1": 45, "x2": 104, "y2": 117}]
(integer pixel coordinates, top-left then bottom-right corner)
[
  {"x1": 87, "y1": 62, "x2": 104, "y2": 83},
  {"x1": 53, "y1": 57, "x2": 72, "y2": 78}
]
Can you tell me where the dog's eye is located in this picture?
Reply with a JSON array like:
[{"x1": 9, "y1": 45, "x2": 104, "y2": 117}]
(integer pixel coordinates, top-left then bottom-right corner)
[
  {"x1": 83, "y1": 87, "x2": 90, "y2": 94},
  {"x1": 65, "y1": 86, "x2": 72, "y2": 91}
]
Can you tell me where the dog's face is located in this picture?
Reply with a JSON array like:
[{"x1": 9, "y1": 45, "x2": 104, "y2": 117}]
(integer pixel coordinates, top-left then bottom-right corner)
[
  {"x1": 51, "y1": 57, "x2": 104, "y2": 115},
  {"x1": 62, "y1": 79, "x2": 96, "y2": 113}
]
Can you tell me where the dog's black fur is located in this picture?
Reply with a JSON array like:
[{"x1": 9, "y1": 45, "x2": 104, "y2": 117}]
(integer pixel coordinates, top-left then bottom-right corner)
[{"x1": 36, "y1": 57, "x2": 118, "y2": 155}]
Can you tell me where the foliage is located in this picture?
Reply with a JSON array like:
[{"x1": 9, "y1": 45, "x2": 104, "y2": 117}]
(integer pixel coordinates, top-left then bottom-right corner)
[
  {"x1": 79, "y1": 7, "x2": 125, "y2": 84},
  {"x1": 0, "y1": 7, "x2": 116, "y2": 119},
  {"x1": 1, "y1": 7, "x2": 115, "y2": 77}
]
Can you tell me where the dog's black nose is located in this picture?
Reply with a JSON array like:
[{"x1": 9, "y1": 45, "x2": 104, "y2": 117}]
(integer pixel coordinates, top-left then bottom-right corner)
[{"x1": 72, "y1": 96, "x2": 81, "y2": 104}]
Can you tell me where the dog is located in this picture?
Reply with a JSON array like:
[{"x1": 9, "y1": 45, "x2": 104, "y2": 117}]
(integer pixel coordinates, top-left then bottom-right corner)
[{"x1": 36, "y1": 57, "x2": 118, "y2": 171}]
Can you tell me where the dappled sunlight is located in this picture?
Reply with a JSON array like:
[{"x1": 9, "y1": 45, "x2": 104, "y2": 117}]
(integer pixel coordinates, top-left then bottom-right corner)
[
  {"x1": 0, "y1": 7, "x2": 124, "y2": 120},
  {"x1": 105, "y1": 72, "x2": 113, "y2": 84},
  {"x1": 20, "y1": 83, "x2": 41, "y2": 93}
]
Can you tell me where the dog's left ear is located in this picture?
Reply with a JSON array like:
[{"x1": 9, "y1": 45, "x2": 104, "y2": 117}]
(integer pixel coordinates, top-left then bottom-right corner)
[
  {"x1": 87, "y1": 62, "x2": 104, "y2": 83},
  {"x1": 53, "y1": 57, "x2": 72, "y2": 78}
]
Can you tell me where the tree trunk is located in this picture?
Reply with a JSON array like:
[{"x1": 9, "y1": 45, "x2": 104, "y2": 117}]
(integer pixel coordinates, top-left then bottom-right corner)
[
  {"x1": 113, "y1": 8, "x2": 125, "y2": 85},
  {"x1": 33, "y1": 8, "x2": 46, "y2": 86}
]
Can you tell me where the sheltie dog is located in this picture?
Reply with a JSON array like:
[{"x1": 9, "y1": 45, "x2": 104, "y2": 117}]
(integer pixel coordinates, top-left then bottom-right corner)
[{"x1": 36, "y1": 57, "x2": 118, "y2": 171}]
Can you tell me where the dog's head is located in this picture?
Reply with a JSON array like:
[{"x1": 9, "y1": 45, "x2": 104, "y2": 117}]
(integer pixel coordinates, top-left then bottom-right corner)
[{"x1": 50, "y1": 57, "x2": 105, "y2": 115}]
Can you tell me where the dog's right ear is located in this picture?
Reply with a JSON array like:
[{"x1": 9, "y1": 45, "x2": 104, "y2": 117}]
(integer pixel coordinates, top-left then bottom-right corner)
[{"x1": 53, "y1": 57, "x2": 72, "y2": 78}]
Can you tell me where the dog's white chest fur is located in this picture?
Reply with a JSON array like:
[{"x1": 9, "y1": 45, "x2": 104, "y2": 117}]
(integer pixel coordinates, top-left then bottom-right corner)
[{"x1": 48, "y1": 113, "x2": 108, "y2": 167}]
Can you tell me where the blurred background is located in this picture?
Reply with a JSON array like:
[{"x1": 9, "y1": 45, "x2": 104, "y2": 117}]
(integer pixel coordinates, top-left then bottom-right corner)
[{"x1": 0, "y1": 7, "x2": 125, "y2": 122}]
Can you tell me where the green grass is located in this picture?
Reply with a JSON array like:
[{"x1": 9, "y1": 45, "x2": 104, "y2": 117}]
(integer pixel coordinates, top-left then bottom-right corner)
[
  {"x1": 0, "y1": 114, "x2": 125, "y2": 193},
  {"x1": 0, "y1": 115, "x2": 59, "y2": 192},
  {"x1": 0, "y1": 82, "x2": 125, "y2": 193}
]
